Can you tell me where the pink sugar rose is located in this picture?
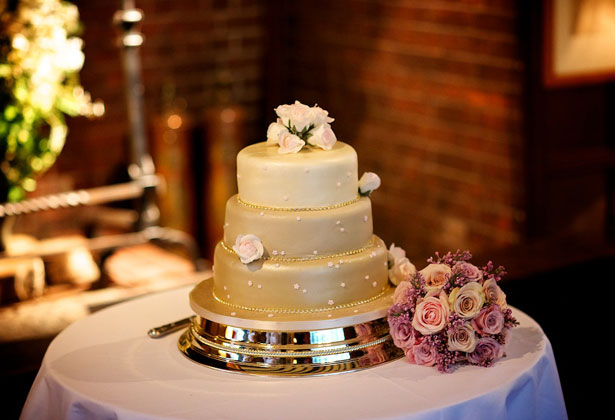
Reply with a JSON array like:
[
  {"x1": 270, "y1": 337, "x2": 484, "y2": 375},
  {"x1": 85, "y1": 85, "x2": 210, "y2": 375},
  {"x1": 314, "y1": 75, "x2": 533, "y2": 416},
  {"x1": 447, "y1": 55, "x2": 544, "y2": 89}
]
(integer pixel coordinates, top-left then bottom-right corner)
[
  {"x1": 412, "y1": 290, "x2": 450, "y2": 335},
  {"x1": 277, "y1": 131, "x2": 305, "y2": 154},
  {"x1": 472, "y1": 304, "x2": 505, "y2": 335},
  {"x1": 308, "y1": 123, "x2": 337, "y2": 150},
  {"x1": 420, "y1": 263, "x2": 452, "y2": 293},
  {"x1": 266, "y1": 120, "x2": 288, "y2": 145},
  {"x1": 467, "y1": 337, "x2": 504, "y2": 366},
  {"x1": 452, "y1": 261, "x2": 483, "y2": 283},
  {"x1": 393, "y1": 280, "x2": 414, "y2": 305},
  {"x1": 412, "y1": 339, "x2": 437, "y2": 367},
  {"x1": 390, "y1": 319, "x2": 417, "y2": 349},
  {"x1": 387, "y1": 243, "x2": 406, "y2": 266},
  {"x1": 389, "y1": 257, "x2": 416, "y2": 286},
  {"x1": 232, "y1": 234, "x2": 264, "y2": 264}
]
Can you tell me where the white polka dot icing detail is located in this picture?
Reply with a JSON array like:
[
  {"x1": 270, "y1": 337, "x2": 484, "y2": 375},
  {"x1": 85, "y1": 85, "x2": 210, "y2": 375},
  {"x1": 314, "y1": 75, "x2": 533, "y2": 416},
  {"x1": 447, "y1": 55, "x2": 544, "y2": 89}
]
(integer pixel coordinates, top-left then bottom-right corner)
[
  {"x1": 340, "y1": 282, "x2": 346, "y2": 287},
  {"x1": 293, "y1": 283, "x2": 300, "y2": 290},
  {"x1": 328, "y1": 300, "x2": 334, "y2": 305},
  {"x1": 248, "y1": 281, "x2": 253, "y2": 287}
]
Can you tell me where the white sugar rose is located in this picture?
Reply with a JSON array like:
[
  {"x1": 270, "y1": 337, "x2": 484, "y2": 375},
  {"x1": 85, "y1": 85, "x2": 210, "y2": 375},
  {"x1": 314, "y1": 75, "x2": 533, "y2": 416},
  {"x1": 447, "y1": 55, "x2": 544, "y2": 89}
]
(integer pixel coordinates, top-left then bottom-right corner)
[
  {"x1": 309, "y1": 104, "x2": 334, "y2": 127},
  {"x1": 389, "y1": 257, "x2": 416, "y2": 286},
  {"x1": 275, "y1": 100, "x2": 312, "y2": 132},
  {"x1": 307, "y1": 123, "x2": 337, "y2": 150},
  {"x1": 232, "y1": 234, "x2": 264, "y2": 264},
  {"x1": 449, "y1": 281, "x2": 485, "y2": 319},
  {"x1": 387, "y1": 243, "x2": 406, "y2": 266},
  {"x1": 266, "y1": 121, "x2": 288, "y2": 145},
  {"x1": 447, "y1": 322, "x2": 477, "y2": 353},
  {"x1": 420, "y1": 263, "x2": 452, "y2": 293},
  {"x1": 358, "y1": 172, "x2": 381, "y2": 195},
  {"x1": 278, "y1": 132, "x2": 305, "y2": 154},
  {"x1": 483, "y1": 278, "x2": 508, "y2": 309}
]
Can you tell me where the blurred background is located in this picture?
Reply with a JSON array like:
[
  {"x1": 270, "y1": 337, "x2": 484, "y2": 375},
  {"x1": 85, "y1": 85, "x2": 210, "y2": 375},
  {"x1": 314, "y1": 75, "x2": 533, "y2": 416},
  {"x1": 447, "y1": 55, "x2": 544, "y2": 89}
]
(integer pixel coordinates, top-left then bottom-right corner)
[{"x1": 1, "y1": 0, "x2": 613, "y2": 417}]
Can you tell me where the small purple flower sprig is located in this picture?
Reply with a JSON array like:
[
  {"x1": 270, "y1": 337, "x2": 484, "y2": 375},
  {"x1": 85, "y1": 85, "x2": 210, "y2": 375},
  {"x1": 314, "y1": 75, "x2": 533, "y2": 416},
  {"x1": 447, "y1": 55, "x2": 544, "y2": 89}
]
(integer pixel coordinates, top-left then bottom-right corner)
[{"x1": 482, "y1": 260, "x2": 507, "y2": 283}]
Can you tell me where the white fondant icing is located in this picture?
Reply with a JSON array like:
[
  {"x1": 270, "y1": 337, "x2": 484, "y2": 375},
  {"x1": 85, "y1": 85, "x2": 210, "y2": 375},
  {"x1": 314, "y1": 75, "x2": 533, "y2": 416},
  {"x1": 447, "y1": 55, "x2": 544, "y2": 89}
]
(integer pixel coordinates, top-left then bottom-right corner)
[{"x1": 236, "y1": 142, "x2": 358, "y2": 208}]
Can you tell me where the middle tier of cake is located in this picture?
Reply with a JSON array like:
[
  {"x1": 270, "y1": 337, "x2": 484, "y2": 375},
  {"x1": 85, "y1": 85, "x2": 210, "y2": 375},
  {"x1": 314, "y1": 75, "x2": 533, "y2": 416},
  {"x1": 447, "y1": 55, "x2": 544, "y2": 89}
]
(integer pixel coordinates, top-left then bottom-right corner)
[
  {"x1": 223, "y1": 194, "x2": 373, "y2": 258},
  {"x1": 212, "y1": 235, "x2": 389, "y2": 312}
]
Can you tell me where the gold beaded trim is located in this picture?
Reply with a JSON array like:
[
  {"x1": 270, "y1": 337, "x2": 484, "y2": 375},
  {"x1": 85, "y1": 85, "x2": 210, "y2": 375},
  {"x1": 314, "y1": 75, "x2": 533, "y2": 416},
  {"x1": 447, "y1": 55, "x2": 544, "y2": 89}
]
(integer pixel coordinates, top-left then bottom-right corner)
[
  {"x1": 237, "y1": 195, "x2": 361, "y2": 212},
  {"x1": 190, "y1": 325, "x2": 390, "y2": 357},
  {"x1": 212, "y1": 288, "x2": 388, "y2": 314},
  {"x1": 220, "y1": 236, "x2": 377, "y2": 263}
]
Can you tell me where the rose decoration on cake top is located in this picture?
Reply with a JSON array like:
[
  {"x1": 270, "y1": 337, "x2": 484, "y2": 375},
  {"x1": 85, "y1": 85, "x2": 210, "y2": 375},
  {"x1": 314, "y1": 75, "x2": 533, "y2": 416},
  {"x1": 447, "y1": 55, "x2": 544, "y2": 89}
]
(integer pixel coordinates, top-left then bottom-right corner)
[
  {"x1": 387, "y1": 248, "x2": 518, "y2": 373},
  {"x1": 266, "y1": 101, "x2": 337, "y2": 154}
]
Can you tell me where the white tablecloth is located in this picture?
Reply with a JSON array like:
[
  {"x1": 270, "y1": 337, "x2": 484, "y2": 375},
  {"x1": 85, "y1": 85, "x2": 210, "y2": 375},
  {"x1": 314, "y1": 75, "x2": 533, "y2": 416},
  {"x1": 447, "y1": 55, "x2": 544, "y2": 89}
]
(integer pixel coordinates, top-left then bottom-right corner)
[{"x1": 21, "y1": 286, "x2": 567, "y2": 420}]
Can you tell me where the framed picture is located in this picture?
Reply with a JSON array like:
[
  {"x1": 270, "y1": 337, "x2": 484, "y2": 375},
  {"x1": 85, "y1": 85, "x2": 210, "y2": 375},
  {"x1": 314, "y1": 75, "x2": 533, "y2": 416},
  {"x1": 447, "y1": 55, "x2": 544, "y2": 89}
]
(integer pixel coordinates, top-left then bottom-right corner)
[{"x1": 543, "y1": 0, "x2": 615, "y2": 87}]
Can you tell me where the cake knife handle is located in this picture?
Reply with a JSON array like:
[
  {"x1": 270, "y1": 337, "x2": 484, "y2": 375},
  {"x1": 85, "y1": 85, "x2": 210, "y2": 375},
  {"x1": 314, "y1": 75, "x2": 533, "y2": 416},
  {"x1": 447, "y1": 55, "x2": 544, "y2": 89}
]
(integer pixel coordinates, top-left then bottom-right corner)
[{"x1": 148, "y1": 316, "x2": 194, "y2": 338}]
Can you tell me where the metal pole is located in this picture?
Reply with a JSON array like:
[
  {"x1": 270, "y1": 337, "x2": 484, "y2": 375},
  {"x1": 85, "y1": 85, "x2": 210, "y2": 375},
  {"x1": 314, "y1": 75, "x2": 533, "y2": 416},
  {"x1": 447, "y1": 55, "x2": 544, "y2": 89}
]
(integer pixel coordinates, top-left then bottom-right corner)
[{"x1": 114, "y1": 0, "x2": 158, "y2": 229}]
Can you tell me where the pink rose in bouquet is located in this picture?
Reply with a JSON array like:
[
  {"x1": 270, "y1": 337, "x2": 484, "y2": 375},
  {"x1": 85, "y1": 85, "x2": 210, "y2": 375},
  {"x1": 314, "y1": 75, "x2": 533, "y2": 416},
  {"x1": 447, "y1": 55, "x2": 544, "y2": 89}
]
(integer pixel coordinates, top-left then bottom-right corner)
[
  {"x1": 467, "y1": 337, "x2": 504, "y2": 367},
  {"x1": 452, "y1": 261, "x2": 483, "y2": 283},
  {"x1": 472, "y1": 304, "x2": 505, "y2": 335},
  {"x1": 390, "y1": 318, "x2": 417, "y2": 348},
  {"x1": 412, "y1": 290, "x2": 450, "y2": 335},
  {"x1": 387, "y1": 249, "x2": 518, "y2": 373},
  {"x1": 411, "y1": 339, "x2": 438, "y2": 367}
]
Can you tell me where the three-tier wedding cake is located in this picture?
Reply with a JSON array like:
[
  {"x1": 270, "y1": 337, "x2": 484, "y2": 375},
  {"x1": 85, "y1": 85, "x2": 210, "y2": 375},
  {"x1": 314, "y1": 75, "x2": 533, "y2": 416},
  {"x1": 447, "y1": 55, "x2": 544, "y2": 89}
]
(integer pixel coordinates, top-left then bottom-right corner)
[{"x1": 179, "y1": 101, "x2": 403, "y2": 375}]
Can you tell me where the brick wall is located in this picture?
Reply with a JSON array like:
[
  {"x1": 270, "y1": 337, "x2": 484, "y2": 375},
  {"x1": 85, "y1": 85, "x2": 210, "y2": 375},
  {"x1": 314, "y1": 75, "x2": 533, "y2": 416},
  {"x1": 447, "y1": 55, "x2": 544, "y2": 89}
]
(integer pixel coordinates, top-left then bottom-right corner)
[
  {"x1": 270, "y1": 0, "x2": 525, "y2": 261},
  {"x1": 48, "y1": 0, "x2": 525, "y2": 261},
  {"x1": 57, "y1": 0, "x2": 267, "y2": 188}
]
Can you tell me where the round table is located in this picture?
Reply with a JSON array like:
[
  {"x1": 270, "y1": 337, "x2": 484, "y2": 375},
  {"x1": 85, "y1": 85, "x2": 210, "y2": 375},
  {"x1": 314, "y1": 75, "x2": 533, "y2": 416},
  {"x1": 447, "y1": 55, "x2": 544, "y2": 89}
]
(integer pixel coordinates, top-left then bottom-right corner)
[{"x1": 21, "y1": 286, "x2": 567, "y2": 420}]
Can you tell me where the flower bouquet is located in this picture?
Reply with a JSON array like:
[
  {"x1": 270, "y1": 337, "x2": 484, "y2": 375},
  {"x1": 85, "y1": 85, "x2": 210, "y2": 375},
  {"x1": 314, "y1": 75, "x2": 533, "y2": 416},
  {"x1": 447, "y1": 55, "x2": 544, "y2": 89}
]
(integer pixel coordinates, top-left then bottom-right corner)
[
  {"x1": 1, "y1": 0, "x2": 102, "y2": 202},
  {"x1": 387, "y1": 248, "x2": 518, "y2": 373}
]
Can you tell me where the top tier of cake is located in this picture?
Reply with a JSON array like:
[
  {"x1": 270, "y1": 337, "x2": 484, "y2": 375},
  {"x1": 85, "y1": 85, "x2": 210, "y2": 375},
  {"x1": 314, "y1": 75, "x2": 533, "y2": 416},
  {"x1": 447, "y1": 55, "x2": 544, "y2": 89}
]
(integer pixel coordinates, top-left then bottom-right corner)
[{"x1": 236, "y1": 141, "x2": 358, "y2": 208}]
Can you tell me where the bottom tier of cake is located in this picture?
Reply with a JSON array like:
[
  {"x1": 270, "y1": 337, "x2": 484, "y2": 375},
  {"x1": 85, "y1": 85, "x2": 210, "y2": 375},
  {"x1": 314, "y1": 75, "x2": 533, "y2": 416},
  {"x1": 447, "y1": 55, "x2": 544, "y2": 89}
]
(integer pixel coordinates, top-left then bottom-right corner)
[{"x1": 180, "y1": 277, "x2": 403, "y2": 375}]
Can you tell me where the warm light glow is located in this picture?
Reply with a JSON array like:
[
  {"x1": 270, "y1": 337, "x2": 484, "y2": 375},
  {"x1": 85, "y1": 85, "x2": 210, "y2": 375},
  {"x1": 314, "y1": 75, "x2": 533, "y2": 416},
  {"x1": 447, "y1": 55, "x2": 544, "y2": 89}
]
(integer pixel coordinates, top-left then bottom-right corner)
[
  {"x1": 220, "y1": 108, "x2": 236, "y2": 123},
  {"x1": 167, "y1": 114, "x2": 182, "y2": 129}
]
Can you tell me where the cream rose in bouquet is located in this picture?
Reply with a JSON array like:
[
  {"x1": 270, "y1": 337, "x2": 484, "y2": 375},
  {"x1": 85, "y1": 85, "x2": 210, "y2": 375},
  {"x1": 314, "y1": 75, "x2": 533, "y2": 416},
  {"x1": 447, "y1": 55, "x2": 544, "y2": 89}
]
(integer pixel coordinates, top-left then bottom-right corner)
[{"x1": 387, "y1": 249, "x2": 518, "y2": 373}]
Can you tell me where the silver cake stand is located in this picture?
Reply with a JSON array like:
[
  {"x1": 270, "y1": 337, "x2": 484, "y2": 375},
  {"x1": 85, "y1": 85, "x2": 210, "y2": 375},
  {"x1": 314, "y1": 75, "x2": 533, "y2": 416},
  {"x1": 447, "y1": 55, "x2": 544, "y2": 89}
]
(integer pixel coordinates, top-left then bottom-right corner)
[{"x1": 178, "y1": 278, "x2": 403, "y2": 376}]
